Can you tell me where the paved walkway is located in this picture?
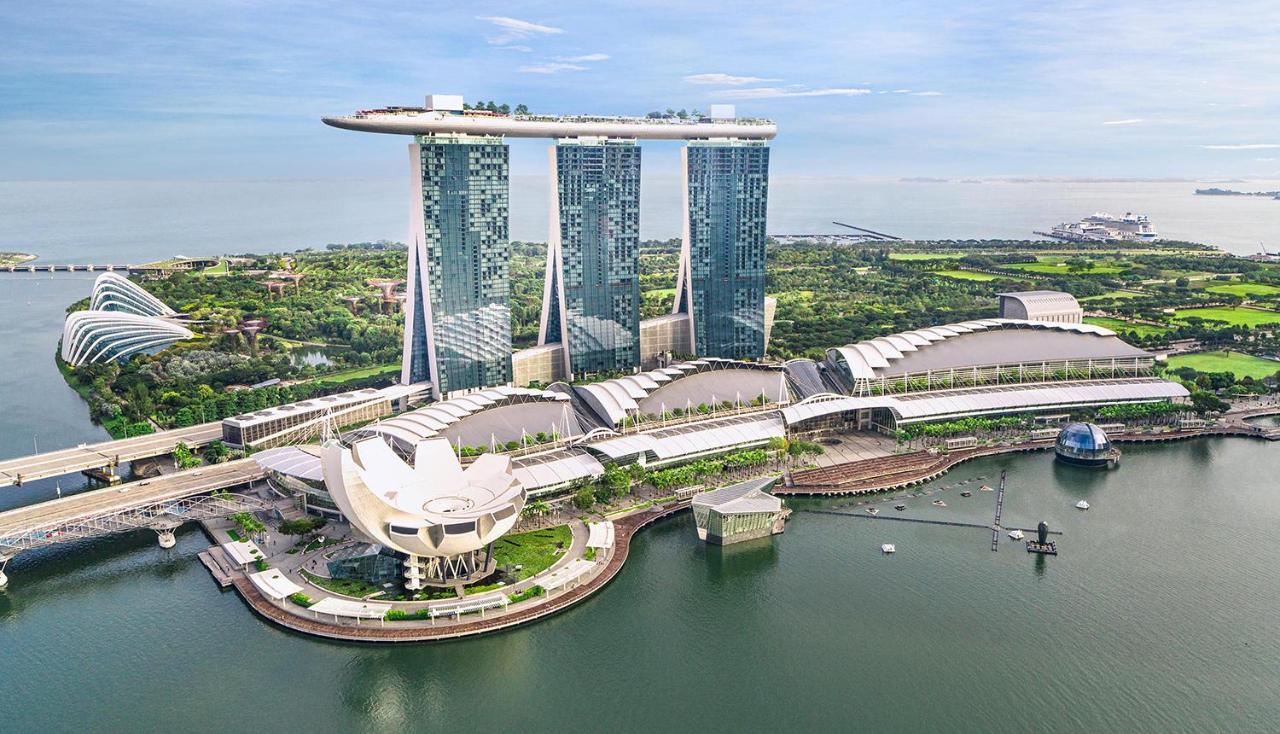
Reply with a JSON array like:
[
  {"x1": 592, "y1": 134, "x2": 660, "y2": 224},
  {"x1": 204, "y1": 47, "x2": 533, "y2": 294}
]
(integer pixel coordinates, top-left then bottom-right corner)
[{"x1": 229, "y1": 502, "x2": 688, "y2": 642}]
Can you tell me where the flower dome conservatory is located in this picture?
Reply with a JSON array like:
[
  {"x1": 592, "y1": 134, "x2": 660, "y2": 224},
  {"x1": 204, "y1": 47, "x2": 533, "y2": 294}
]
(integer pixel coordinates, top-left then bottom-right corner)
[{"x1": 1054, "y1": 422, "x2": 1119, "y2": 467}]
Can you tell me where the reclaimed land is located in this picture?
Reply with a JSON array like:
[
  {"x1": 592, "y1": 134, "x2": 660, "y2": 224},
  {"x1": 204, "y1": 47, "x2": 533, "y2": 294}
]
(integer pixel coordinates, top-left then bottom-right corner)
[{"x1": 230, "y1": 502, "x2": 689, "y2": 643}]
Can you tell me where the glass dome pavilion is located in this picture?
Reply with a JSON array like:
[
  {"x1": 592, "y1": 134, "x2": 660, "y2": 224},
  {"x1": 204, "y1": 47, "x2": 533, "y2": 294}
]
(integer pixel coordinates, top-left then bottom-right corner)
[{"x1": 1054, "y1": 422, "x2": 1117, "y2": 467}]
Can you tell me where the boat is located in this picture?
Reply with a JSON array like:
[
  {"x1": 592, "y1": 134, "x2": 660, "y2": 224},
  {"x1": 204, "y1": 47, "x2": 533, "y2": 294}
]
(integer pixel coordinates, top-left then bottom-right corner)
[
  {"x1": 979, "y1": 485, "x2": 993, "y2": 492},
  {"x1": 960, "y1": 491, "x2": 972, "y2": 498},
  {"x1": 932, "y1": 500, "x2": 947, "y2": 507},
  {"x1": 894, "y1": 504, "x2": 907, "y2": 511},
  {"x1": 1076, "y1": 500, "x2": 1090, "y2": 510},
  {"x1": 1008, "y1": 529, "x2": 1025, "y2": 540},
  {"x1": 1038, "y1": 212, "x2": 1158, "y2": 243},
  {"x1": 865, "y1": 507, "x2": 879, "y2": 516},
  {"x1": 881, "y1": 544, "x2": 896, "y2": 554}
]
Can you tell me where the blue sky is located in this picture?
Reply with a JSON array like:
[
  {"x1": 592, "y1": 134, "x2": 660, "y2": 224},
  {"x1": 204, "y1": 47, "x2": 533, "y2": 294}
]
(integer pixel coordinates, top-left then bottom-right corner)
[{"x1": 2, "y1": 0, "x2": 1278, "y2": 180}]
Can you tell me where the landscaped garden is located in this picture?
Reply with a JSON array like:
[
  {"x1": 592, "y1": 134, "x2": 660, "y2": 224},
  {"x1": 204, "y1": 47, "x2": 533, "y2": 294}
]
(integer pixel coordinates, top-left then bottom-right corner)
[{"x1": 1166, "y1": 351, "x2": 1280, "y2": 381}]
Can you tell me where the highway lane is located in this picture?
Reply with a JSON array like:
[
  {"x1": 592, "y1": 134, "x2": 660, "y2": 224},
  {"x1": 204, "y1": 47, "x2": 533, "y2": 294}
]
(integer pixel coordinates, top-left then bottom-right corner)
[
  {"x1": 0, "y1": 422, "x2": 224, "y2": 487},
  {"x1": 0, "y1": 458, "x2": 264, "y2": 537}
]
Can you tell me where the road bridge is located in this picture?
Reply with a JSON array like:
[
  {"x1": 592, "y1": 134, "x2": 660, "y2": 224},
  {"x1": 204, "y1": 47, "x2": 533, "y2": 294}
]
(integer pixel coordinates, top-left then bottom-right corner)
[
  {"x1": 0, "y1": 421, "x2": 223, "y2": 487},
  {"x1": 0, "y1": 457, "x2": 267, "y2": 587}
]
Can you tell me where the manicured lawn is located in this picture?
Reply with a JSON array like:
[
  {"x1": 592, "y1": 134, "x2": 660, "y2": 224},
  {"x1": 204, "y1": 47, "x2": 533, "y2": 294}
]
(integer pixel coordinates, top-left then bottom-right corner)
[
  {"x1": 888, "y1": 252, "x2": 963, "y2": 261},
  {"x1": 1004, "y1": 260, "x2": 1126, "y2": 275},
  {"x1": 1166, "y1": 351, "x2": 1280, "y2": 380},
  {"x1": 1204, "y1": 282, "x2": 1280, "y2": 298},
  {"x1": 491, "y1": 525, "x2": 572, "y2": 580},
  {"x1": 1173, "y1": 307, "x2": 1280, "y2": 327},
  {"x1": 307, "y1": 363, "x2": 399, "y2": 386},
  {"x1": 1083, "y1": 317, "x2": 1168, "y2": 338},
  {"x1": 1081, "y1": 290, "x2": 1145, "y2": 301},
  {"x1": 935, "y1": 269, "x2": 1014, "y2": 282},
  {"x1": 301, "y1": 569, "x2": 384, "y2": 598}
]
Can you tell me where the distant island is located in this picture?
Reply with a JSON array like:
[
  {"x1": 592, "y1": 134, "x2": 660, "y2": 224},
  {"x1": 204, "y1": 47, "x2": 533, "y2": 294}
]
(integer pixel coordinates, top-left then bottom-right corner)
[
  {"x1": 1195, "y1": 187, "x2": 1280, "y2": 198},
  {"x1": 0, "y1": 252, "x2": 36, "y2": 266}
]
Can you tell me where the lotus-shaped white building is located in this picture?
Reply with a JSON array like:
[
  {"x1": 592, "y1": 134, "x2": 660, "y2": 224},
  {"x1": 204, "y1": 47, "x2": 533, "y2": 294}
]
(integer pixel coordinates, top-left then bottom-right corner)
[
  {"x1": 61, "y1": 274, "x2": 192, "y2": 366},
  {"x1": 322, "y1": 436, "x2": 526, "y2": 588}
]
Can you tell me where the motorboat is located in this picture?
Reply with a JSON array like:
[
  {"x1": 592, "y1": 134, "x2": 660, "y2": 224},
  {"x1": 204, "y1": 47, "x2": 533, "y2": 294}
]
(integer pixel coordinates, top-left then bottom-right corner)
[
  {"x1": 1076, "y1": 500, "x2": 1090, "y2": 510},
  {"x1": 894, "y1": 504, "x2": 907, "y2": 511},
  {"x1": 960, "y1": 491, "x2": 972, "y2": 498},
  {"x1": 865, "y1": 507, "x2": 879, "y2": 516},
  {"x1": 1008, "y1": 529, "x2": 1025, "y2": 540},
  {"x1": 979, "y1": 485, "x2": 994, "y2": 492},
  {"x1": 881, "y1": 544, "x2": 896, "y2": 554},
  {"x1": 932, "y1": 500, "x2": 947, "y2": 507}
]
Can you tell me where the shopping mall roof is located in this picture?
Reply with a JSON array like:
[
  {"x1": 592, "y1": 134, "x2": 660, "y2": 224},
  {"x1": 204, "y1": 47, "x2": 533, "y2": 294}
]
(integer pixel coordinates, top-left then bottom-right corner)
[
  {"x1": 781, "y1": 377, "x2": 1188, "y2": 426},
  {"x1": 345, "y1": 386, "x2": 576, "y2": 454},
  {"x1": 582, "y1": 413, "x2": 784, "y2": 464},
  {"x1": 574, "y1": 358, "x2": 787, "y2": 426},
  {"x1": 825, "y1": 319, "x2": 1149, "y2": 383}
]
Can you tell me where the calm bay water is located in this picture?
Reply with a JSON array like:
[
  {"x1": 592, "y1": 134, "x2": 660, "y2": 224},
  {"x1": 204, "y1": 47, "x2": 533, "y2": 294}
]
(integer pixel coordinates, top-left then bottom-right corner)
[
  {"x1": 1, "y1": 177, "x2": 1279, "y2": 261},
  {"x1": 2, "y1": 185, "x2": 1280, "y2": 731},
  {"x1": 3, "y1": 439, "x2": 1279, "y2": 732}
]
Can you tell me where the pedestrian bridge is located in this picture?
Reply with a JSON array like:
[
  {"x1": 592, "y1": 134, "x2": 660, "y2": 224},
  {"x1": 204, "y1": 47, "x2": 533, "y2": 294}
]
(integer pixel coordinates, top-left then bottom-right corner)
[{"x1": 0, "y1": 458, "x2": 267, "y2": 586}]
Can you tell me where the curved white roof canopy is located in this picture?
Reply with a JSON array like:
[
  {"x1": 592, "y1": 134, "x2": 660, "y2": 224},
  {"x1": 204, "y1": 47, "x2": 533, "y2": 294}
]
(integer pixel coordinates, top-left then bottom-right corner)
[
  {"x1": 824, "y1": 319, "x2": 1145, "y2": 386},
  {"x1": 61, "y1": 310, "x2": 193, "y2": 366},
  {"x1": 89, "y1": 272, "x2": 176, "y2": 317},
  {"x1": 322, "y1": 437, "x2": 526, "y2": 559}
]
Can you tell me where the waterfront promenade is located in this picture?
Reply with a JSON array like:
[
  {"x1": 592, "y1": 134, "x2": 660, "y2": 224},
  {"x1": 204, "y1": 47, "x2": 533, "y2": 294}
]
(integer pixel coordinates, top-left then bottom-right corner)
[{"x1": 226, "y1": 502, "x2": 689, "y2": 643}]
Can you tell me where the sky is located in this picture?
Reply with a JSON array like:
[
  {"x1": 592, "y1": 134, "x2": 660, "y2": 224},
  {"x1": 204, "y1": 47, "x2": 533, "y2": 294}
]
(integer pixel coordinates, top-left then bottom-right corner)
[{"x1": 1, "y1": 0, "x2": 1278, "y2": 181}]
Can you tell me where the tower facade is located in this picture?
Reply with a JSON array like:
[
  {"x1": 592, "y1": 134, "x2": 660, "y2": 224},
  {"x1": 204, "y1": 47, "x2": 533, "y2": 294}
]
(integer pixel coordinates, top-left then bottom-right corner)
[
  {"x1": 539, "y1": 139, "x2": 641, "y2": 377},
  {"x1": 402, "y1": 135, "x2": 513, "y2": 396},
  {"x1": 674, "y1": 140, "x2": 770, "y2": 359}
]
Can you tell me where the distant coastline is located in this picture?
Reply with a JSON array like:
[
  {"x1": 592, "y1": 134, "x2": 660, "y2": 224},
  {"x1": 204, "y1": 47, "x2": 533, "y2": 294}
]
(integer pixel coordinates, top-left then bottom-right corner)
[{"x1": 1195, "y1": 187, "x2": 1280, "y2": 198}]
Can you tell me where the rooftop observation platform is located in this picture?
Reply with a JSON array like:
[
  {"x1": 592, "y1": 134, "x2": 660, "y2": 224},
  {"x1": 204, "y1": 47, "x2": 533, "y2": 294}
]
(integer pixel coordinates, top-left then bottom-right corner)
[{"x1": 322, "y1": 107, "x2": 776, "y2": 141}]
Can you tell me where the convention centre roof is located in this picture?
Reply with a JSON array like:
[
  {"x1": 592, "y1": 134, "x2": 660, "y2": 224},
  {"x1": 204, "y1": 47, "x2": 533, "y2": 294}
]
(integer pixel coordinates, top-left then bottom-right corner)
[
  {"x1": 825, "y1": 319, "x2": 1149, "y2": 383},
  {"x1": 780, "y1": 378, "x2": 1188, "y2": 426}
]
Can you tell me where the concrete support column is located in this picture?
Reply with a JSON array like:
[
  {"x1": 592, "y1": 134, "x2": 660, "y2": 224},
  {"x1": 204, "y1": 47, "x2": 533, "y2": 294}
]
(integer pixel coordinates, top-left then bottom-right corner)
[
  {"x1": 156, "y1": 529, "x2": 177, "y2": 549},
  {"x1": 0, "y1": 555, "x2": 11, "y2": 589}
]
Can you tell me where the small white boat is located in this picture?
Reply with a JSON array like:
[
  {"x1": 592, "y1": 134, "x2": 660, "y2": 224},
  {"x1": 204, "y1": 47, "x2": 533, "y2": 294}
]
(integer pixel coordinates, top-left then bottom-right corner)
[
  {"x1": 979, "y1": 485, "x2": 994, "y2": 492},
  {"x1": 932, "y1": 500, "x2": 947, "y2": 507},
  {"x1": 881, "y1": 544, "x2": 896, "y2": 554},
  {"x1": 1076, "y1": 500, "x2": 1090, "y2": 510},
  {"x1": 865, "y1": 507, "x2": 879, "y2": 516},
  {"x1": 1008, "y1": 529, "x2": 1025, "y2": 540}
]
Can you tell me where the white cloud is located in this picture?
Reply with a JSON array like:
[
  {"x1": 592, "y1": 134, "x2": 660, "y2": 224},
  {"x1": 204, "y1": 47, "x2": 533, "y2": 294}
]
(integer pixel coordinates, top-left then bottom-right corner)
[
  {"x1": 1257, "y1": 157, "x2": 1277, "y2": 162},
  {"x1": 477, "y1": 16, "x2": 563, "y2": 46},
  {"x1": 499, "y1": 45, "x2": 533, "y2": 53},
  {"x1": 1103, "y1": 118, "x2": 1144, "y2": 125},
  {"x1": 519, "y1": 62, "x2": 587, "y2": 74},
  {"x1": 1202, "y1": 143, "x2": 1280, "y2": 150},
  {"x1": 892, "y1": 89, "x2": 912, "y2": 93},
  {"x1": 911, "y1": 91, "x2": 943, "y2": 96},
  {"x1": 712, "y1": 86, "x2": 871, "y2": 99},
  {"x1": 559, "y1": 53, "x2": 609, "y2": 62},
  {"x1": 684, "y1": 73, "x2": 780, "y2": 86}
]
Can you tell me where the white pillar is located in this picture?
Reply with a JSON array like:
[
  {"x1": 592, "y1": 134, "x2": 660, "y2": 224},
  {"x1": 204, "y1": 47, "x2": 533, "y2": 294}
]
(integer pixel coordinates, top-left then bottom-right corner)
[{"x1": 156, "y1": 529, "x2": 177, "y2": 549}]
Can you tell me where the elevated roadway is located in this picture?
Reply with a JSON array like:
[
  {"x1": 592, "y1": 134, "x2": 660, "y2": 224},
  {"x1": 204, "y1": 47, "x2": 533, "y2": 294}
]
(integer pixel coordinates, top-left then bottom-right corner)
[
  {"x1": 0, "y1": 421, "x2": 223, "y2": 487},
  {"x1": 0, "y1": 458, "x2": 267, "y2": 582}
]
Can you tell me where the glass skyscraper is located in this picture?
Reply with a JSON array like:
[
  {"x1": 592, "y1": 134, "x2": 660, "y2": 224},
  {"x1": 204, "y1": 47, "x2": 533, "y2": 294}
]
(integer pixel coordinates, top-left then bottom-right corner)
[
  {"x1": 539, "y1": 139, "x2": 641, "y2": 376},
  {"x1": 675, "y1": 140, "x2": 770, "y2": 359},
  {"x1": 402, "y1": 135, "x2": 512, "y2": 396}
]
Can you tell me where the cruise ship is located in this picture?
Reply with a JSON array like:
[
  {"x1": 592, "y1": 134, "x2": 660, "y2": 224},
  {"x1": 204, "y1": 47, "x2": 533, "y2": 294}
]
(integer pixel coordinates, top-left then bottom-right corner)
[{"x1": 1038, "y1": 212, "x2": 1159, "y2": 243}]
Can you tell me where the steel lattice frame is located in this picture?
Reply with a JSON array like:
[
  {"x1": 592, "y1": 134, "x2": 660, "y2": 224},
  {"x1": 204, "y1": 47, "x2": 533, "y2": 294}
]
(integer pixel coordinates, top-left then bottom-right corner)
[{"x1": 0, "y1": 493, "x2": 271, "y2": 559}]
